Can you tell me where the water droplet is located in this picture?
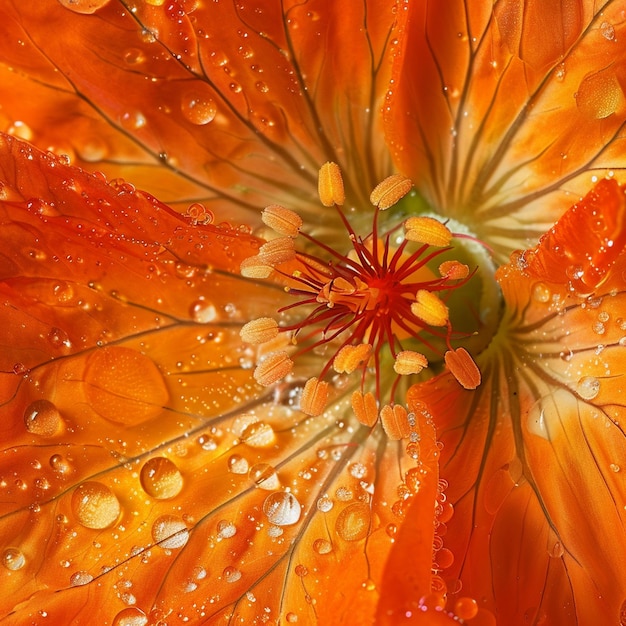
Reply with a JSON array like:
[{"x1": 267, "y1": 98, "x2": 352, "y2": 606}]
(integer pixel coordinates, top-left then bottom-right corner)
[
  {"x1": 577, "y1": 376, "x2": 600, "y2": 400},
  {"x1": 576, "y1": 70, "x2": 624, "y2": 119},
  {"x1": 600, "y1": 21, "x2": 616, "y2": 41},
  {"x1": 2, "y1": 548, "x2": 25, "y2": 571},
  {"x1": 549, "y1": 541, "x2": 564, "y2": 558},
  {"x1": 112, "y1": 607, "x2": 149, "y2": 626},
  {"x1": 454, "y1": 597, "x2": 479, "y2": 620},
  {"x1": 47, "y1": 326, "x2": 72, "y2": 349},
  {"x1": 240, "y1": 421, "x2": 276, "y2": 447},
  {"x1": 227, "y1": 454, "x2": 249, "y2": 474},
  {"x1": 312, "y1": 538, "x2": 332, "y2": 554},
  {"x1": 71, "y1": 482, "x2": 121, "y2": 529},
  {"x1": 249, "y1": 463, "x2": 280, "y2": 490},
  {"x1": 229, "y1": 82, "x2": 243, "y2": 94},
  {"x1": 216, "y1": 520, "x2": 237, "y2": 539},
  {"x1": 263, "y1": 492, "x2": 302, "y2": 526},
  {"x1": 285, "y1": 613, "x2": 298, "y2": 623},
  {"x1": 316, "y1": 495, "x2": 333, "y2": 512},
  {"x1": 189, "y1": 298, "x2": 219, "y2": 324},
  {"x1": 527, "y1": 399, "x2": 549, "y2": 440},
  {"x1": 57, "y1": 0, "x2": 111, "y2": 14},
  {"x1": 610, "y1": 463, "x2": 621, "y2": 473},
  {"x1": 223, "y1": 566, "x2": 242, "y2": 583},
  {"x1": 50, "y1": 454, "x2": 72, "y2": 474},
  {"x1": 70, "y1": 570, "x2": 94, "y2": 586},
  {"x1": 151, "y1": 515, "x2": 189, "y2": 549},
  {"x1": 335, "y1": 502, "x2": 370, "y2": 542},
  {"x1": 255, "y1": 81, "x2": 269, "y2": 93},
  {"x1": 123, "y1": 48, "x2": 146, "y2": 65},
  {"x1": 181, "y1": 92, "x2": 217, "y2": 125},
  {"x1": 23, "y1": 399, "x2": 62, "y2": 437},
  {"x1": 532, "y1": 282, "x2": 551, "y2": 303},
  {"x1": 140, "y1": 457, "x2": 184, "y2": 500}
]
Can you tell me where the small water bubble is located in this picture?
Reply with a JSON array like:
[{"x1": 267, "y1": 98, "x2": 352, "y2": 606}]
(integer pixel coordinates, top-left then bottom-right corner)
[
  {"x1": 600, "y1": 21, "x2": 616, "y2": 40},
  {"x1": 576, "y1": 376, "x2": 600, "y2": 400},
  {"x1": 151, "y1": 515, "x2": 189, "y2": 549},
  {"x1": 70, "y1": 570, "x2": 94, "y2": 586},
  {"x1": 531, "y1": 282, "x2": 551, "y2": 303},
  {"x1": 227, "y1": 454, "x2": 249, "y2": 475},
  {"x1": 120, "y1": 110, "x2": 147, "y2": 130},
  {"x1": 316, "y1": 495, "x2": 333, "y2": 512},
  {"x1": 189, "y1": 298, "x2": 218, "y2": 323},
  {"x1": 223, "y1": 566, "x2": 242, "y2": 583},
  {"x1": 140, "y1": 457, "x2": 184, "y2": 500},
  {"x1": 181, "y1": 92, "x2": 217, "y2": 125},
  {"x1": 24, "y1": 399, "x2": 62, "y2": 437},
  {"x1": 71, "y1": 482, "x2": 121, "y2": 529},
  {"x1": 249, "y1": 463, "x2": 280, "y2": 490},
  {"x1": 216, "y1": 520, "x2": 237, "y2": 539},
  {"x1": 592, "y1": 321, "x2": 606, "y2": 335},
  {"x1": 50, "y1": 454, "x2": 72, "y2": 475},
  {"x1": 312, "y1": 538, "x2": 332, "y2": 554},
  {"x1": 2, "y1": 548, "x2": 25, "y2": 571}
]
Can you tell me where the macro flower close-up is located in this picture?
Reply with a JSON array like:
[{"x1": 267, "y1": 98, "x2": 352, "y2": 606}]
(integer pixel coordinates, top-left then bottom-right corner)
[{"x1": 0, "y1": 1, "x2": 626, "y2": 624}]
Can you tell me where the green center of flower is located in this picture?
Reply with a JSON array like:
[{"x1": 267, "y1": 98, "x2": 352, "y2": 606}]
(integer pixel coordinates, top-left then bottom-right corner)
[{"x1": 240, "y1": 163, "x2": 497, "y2": 434}]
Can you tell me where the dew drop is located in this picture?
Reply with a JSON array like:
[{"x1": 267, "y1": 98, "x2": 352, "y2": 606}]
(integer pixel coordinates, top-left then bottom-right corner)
[
  {"x1": 255, "y1": 81, "x2": 269, "y2": 93},
  {"x1": 610, "y1": 463, "x2": 621, "y2": 473},
  {"x1": 71, "y1": 482, "x2": 121, "y2": 529},
  {"x1": 140, "y1": 457, "x2": 184, "y2": 500},
  {"x1": 600, "y1": 21, "x2": 616, "y2": 40},
  {"x1": 549, "y1": 541, "x2": 564, "y2": 558},
  {"x1": 120, "y1": 110, "x2": 147, "y2": 130},
  {"x1": 181, "y1": 92, "x2": 217, "y2": 125},
  {"x1": 531, "y1": 282, "x2": 551, "y2": 303},
  {"x1": 70, "y1": 570, "x2": 94, "y2": 586},
  {"x1": 240, "y1": 421, "x2": 276, "y2": 447},
  {"x1": 227, "y1": 454, "x2": 249, "y2": 475},
  {"x1": 263, "y1": 492, "x2": 302, "y2": 526},
  {"x1": 454, "y1": 597, "x2": 479, "y2": 621},
  {"x1": 151, "y1": 515, "x2": 189, "y2": 549},
  {"x1": 56, "y1": 0, "x2": 110, "y2": 14},
  {"x1": 216, "y1": 520, "x2": 237, "y2": 539},
  {"x1": 312, "y1": 538, "x2": 332, "y2": 554},
  {"x1": 285, "y1": 613, "x2": 298, "y2": 623},
  {"x1": 2, "y1": 548, "x2": 25, "y2": 571},
  {"x1": 50, "y1": 454, "x2": 72, "y2": 475},
  {"x1": 223, "y1": 566, "x2": 242, "y2": 583},
  {"x1": 189, "y1": 299, "x2": 219, "y2": 324},
  {"x1": 576, "y1": 376, "x2": 600, "y2": 400},
  {"x1": 112, "y1": 607, "x2": 149, "y2": 626},
  {"x1": 249, "y1": 463, "x2": 280, "y2": 490},
  {"x1": 24, "y1": 399, "x2": 62, "y2": 437},
  {"x1": 316, "y1": 495, "x2": 334, "y2": 512},
  {"x1": 335, "y1": 502, "x2": 370, "y2": 542}
]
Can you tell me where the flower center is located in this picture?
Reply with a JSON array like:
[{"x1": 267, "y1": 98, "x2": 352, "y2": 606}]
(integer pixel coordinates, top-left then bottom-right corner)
[{"x1": 240, "y1": 163, "x2": 490, "y2": 434}]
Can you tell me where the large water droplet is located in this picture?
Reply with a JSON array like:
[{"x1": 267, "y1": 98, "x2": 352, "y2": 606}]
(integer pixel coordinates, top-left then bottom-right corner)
[
  {"x1": 56, "y1": 0, "x2": 110, "y2": 14},
  {"x1": 227, "y1": 454, "x2": 249, "y2": 474},
  {"x1": 335, "y1": 502, "x2": 370, "y2": 541},
  {"x1": 70, "y1": 570, "x2": 94, "y2": 586},
  {"x1": 24, "y1": 399, "x2": 62, "y2": 437},
  {"x1": 2, "y1": 548, "x2": 25, "y2": 571},
  {"x1": 181, "y1": 92, "x2": 217, "y2": 125},
  {"x1": 312, "y1": 538, "x2": 332, "y2": 554},
  {"x1": 152, "y1": 515, "x2": 189, "y2": 549},
  {"x1": 576, "y1": 376, "x2": 600, "y2": 400},
  {"x1": 112, "y1": 607, "x2": 149, "y2": 626},
  {"x1": 71, "y1": 482, "x2": 121, "y2": 529},
  {"x1": 249, "y1": 463, "x2": 280, "y2": 490},
  {"x1": 263, "y1": 492, "x2": 302, "y2": 526},
  {"x1": 140, "y1": 457, "x2": 184, "y2": 500}
]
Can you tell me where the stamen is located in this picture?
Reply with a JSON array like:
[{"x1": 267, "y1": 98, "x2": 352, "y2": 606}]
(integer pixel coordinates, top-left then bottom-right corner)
[
  {"x1": 404, "y1": 216, "x2": 452, "y2": 247},
  {"x1": 411, "y1": 290, "x2": 449, "y2": 327},
  {"x1": 380, "y1": 404, "x2": 410, "y2": 440},
  {"x1": 351, "y1": 390, "x2": 378, "y2": 427},
  {"x1": 261, "y1": 204, "x2": 303, "y2": 238},
  {"x1": 253, "y1": 351, "x2": 293, "y2": 386},
  {"x1": 318, "y1": 161, "x2": 345, "y2": 207},
  {"x1": 369, "y1": 174, "x2": 413, "y2": 210},
  {"x1": 444, "y1": 347, "x2": 481, "y2": 389},
  {"x1": 240, "y1": 318, "x2": 279, "y2": 344},
  {"x1": 393, "y1": 351, "x2": 428, "y2": 376},
  {"x1": 258, "y1": 237, "x2": 296, "y2": 266},
  {"x1": 439, "y1": 260, "x2": 469, "y2": 280},
  {"x1": 300, "y1": 377, "x2": 329, "y2": 416},
  {"x1": 333, "y1": 343, "x2": 372, "y2": 374},
  {"x1": 240, "y1": 256, "x2": 273, "y2": 279}
]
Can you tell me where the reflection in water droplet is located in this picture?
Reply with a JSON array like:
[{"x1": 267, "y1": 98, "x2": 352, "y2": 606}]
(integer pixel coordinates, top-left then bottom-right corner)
[
  {"x1": 576, "y1": 70, "x2": 624, "y2": 119},
  {"x1": 57, "y1": 0, "x2": 111, "y2": 14},
  {"x1": 316, "y1": 495, "x2": 333, "y2": 512},
  {"x1": 577, "y1": 376, "x2": 600, "y2": 400},
  {"x1": 263, "y1": 492, "x2": 302, "y2": 526},
  {"x1": 217, "y1": 520, "x2": 237, "y2": 539},
  {"x1": 70, "y1": 570, "x2": 94, "y2": 586},
  {"x1": 140, "y1": 457, "x2": 184, "y2": 500},
  {"x1": 152, "y1": 515, "x2": 189, "y2": 549},
  {"x1": 313, "y1": 538, "x2": 333, "y2": 554},
  {"x1": 24, "y1": 399, "x2": 62, "y2": 437},
  {"x1": 223, "y1": 566, "x2": 242, "y2": 583},
  {"x1": 227, "y1": 454, "x2": 249, "y2": 474},
  {"x1": 71, "y1": 482, "x2": 121, "y2": 529},
  {"x1": 531, "y1": 282, "x2": 551, "y2": 303},
  {"x1": 2, "y1": 548, "x2": 25, "y2": 571},
  {"x1": 335, "y1": 502, "x2": 370, "y2": 541},
  {"x1": 454, "y1": 597, "x2": 479, "y2": 620},
  {"x1": 249, "y1": 463, "x2": 280, "y2": 490},
  {"x1": 240, "y1": 421, "x2": 276, "y2": 447},
  {"x1": 181, "y1": 93, "x2": 217, "y2": 125},
  {"x1": 112, "y1": 607, "x2": 149, "y2": 626}
]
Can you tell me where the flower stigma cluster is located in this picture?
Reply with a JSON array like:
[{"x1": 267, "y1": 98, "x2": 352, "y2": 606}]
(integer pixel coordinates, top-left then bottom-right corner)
[{"x1": 240, "y1": 162, "x2": 482, "y2": 435}]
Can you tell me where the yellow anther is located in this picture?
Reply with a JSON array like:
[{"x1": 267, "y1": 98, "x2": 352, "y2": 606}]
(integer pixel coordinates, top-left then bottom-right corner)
[
  {"x1": 253, "y1": 351, "x2": 293, "y2": 386},
  {"x1": 261, "y1": 204, "x2": 303, "y2": 238},
  {"x1": 351, "y1": 390, "x2": 378, "y2": 427},
  {"x1": 380, "y1": 404, "x2": 410, "y2": 440},
  {"x1": 444, "y1": 347, "x2": 481, "y2": 389},
  {"x1": 393, "y1": 350, "x2": 428, "y2": 376},
  {"x1": 240, "y1": 317, "x2": 279, "y2": 344},
  {"x1": 411, "y1": 290, "x2": 449, "y2": 327},
  {"x1": 370, "y1": 174, "x2": 413, "y2": 210},
  {"x1": 318, "y1": 161, "x2": 345, "y2": 207},
  {"x1": 300, "y1": 377, "x2": 329, "y2": 416},
  {"x1": 240, "y1": 255, "x2": 273, "y2": 279},
  {"x1": 258, "y1": 237, "x2": 296, "y2": 266},
  {"x1": 439, "y1": 260, "x2": 469, "y2": 280},
  {"x1": 404, "y1": 216, "x2": 452, "y2": 247},
  {"x1": 333, "y1": 343, "x2": 372, "y2": 374}
]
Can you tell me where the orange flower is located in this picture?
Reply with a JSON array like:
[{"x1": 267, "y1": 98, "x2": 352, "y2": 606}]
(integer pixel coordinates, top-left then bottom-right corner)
[{"x1": 0, "y1": 2, "x2": 625, "y2": 625}]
